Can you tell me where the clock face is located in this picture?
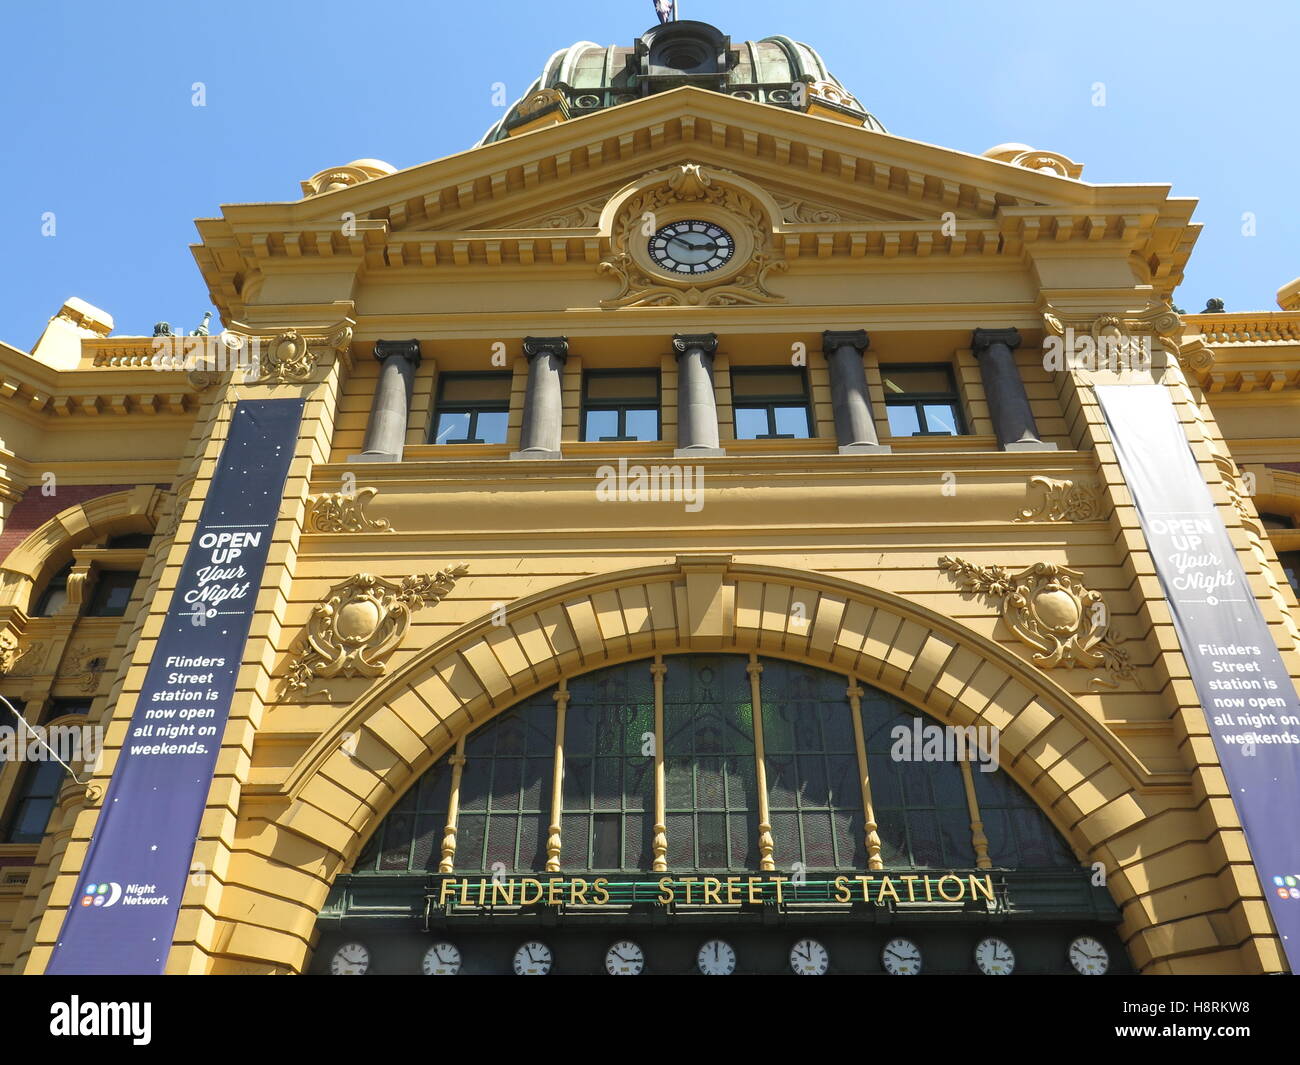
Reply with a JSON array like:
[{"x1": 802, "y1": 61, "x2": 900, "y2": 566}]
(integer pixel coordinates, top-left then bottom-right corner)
[
  {"x1": 697, "y1": 938, "x2": 737, "y2": 975},
  {"x1": 974, "y1": 937, "x2": 1015, "y2": 975},
  {"x1": 789, "y1": 938, "x2": 829, "y2": 975},
  {"x1": 881, "y1": 937, "x2": 922, "y2": 976},
  {"x1": 422, "y1": 941, "x2": 461, "y2": 975},
  {"x1": 649, "y1": 220, "x2": 735, "y2": 275},
  {"x1": 329, "y1": 942, "x2": 370, "y2": 975},
  {"x1": 513, "y1": 940, "x2": 552, "y2": 975},
  {"x1": 605, "y1": 940, "x2": 645, "y2": 976},
  {"x1": 1068, "y1": 936, "x2": 1109, "y2": 975}
]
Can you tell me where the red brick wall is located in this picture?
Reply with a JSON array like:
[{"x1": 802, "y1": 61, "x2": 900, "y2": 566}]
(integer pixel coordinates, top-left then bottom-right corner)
[{"x1": 0, "y1": 484, "x2": 137, "y2": 566}]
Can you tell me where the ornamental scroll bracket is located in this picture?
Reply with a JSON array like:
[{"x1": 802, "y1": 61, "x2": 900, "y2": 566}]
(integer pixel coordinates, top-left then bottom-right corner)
[
  {"x1": 222, "y1": 320, "x2": 355, "y2": 385},
  {"x1": 282, "y1": 564, "x2": 467, "y2": 702},
  {"x1": 305, "y1": 487, "x2": 394, "y2": 533},
  {"x1": 1015, "y1": 476, "x2": 1105, "y2": 523},
  {"x1": 938, "y1": 557, "x2": 1134, "y2": 688},
  {"x1": 598, "y1": 163, "x2": 788, "y2": 308},
  {"x1": 1041, "y1": 305, "x2": 1213, "y2": 374}
]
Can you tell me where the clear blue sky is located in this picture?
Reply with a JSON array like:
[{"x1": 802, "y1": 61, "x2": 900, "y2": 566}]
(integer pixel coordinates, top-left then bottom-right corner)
[{"x1": 2, "y1": 0, "x2": 1295, "y2": 347}]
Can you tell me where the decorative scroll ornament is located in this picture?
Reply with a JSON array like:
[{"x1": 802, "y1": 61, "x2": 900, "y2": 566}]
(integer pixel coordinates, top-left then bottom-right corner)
[
  {"x1": 598, "y1": 163, "x2": 788, "y2": 308},
  {"x1": 305, "y1": 487, "x2": 393, "y2": 533},
  {"x1": 284, "y1": 565, "x2": 468, "y2": 700},
  {"x1": 0, "y1": 628, "x2": 19, "y2": 675},
  {"x1": 938, "y1": 557, "x2": 1134, "y2": 687},
  {"x1": 1212, "y1": 454, "x2": 1262, "y2": 535},
  {"x1": 501, "y1": 197, "x2": 606, "y2": 230},
  {"x1": 242, "y1": 323, "x2": 354, "y2": 385},
  {"x1": 1042, "y1": 305, "x2": 1213, "y2": 373},
  {"x1": 1016, "y1": 476, "x2": 1105, "y2": 523}
]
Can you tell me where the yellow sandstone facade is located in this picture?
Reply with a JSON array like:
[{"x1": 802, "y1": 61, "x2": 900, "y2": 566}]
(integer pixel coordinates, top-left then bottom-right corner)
[{"x1": 1, "y1": 20, "x2": 1298, "y2": 975}]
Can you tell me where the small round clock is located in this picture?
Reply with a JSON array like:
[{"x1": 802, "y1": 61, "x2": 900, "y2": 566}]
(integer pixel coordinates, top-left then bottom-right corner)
[
  {"x1": 512, "y1": 940, "x2": 553, "y2": 975},
  {"x1": 605, "y1": 940, "x2": 645, "y2": 975},
  {"x1": 974, "y1": 936, "x2": 1015, "y2": 975},
  {"x1": 422, "y1": 941, "x2": 461, "y2": 975},
  {"x1": 1068, "y1": 935, "x2": 1109, "y2": 975},
  {"x1": 881, "y1": 937, "x2": 922, "y2": 975},
  {"x1": 329, "y1": 942, "x2": 370, "y2": 975},
  {"x1": 789, "y1": 938, "x2": 829, "y2": 975},
  {"x1": 649, "y1": 219, "x2": 735, "y2": 275},
  {"x1": 697, "y1": 938, "x2": 737, "y2": 975}
]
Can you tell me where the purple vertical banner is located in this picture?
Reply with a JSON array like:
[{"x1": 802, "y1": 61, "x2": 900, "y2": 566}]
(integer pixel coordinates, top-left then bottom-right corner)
[
  {"x1": 47, "y1": 399, "x2": 304, "y2": 974},
  {"x1": 1097, "y1": 383, "x2": 1300, "y2": 973}
]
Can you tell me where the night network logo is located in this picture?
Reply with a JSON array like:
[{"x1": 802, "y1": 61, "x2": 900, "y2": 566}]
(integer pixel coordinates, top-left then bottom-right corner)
[
  {"x1": 79, "y1": 882, "x2": 122, "y2": 908},
  {"x1": 1272, "y1": 875, "x2": 1300, "y2": 900}
]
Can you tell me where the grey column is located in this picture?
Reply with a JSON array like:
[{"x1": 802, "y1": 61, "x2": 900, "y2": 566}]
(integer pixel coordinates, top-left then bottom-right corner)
[
  {"x1": 511, "y1": 336, "x2": 567, "y2": 460},
  {"x1": 971, "y1": 327, "x2": 1056, "y2": 452},
  {"x1": 822, "y1": 329, "x2": 890, "y2": 455},
  {"x1": 673, "y1": 333, "x2": 725, "y2": 458},
  {"x1": 351, "y1": 339, "x2": 421, "y2": 463}
]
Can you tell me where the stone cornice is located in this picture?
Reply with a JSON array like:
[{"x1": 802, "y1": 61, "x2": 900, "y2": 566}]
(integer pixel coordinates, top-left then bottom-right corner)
[{"x1": 0, "y1": 353, "x2": 202, "y2": 419}]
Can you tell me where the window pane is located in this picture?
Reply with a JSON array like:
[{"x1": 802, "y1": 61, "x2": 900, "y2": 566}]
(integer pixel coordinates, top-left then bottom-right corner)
[
  {"x1": 733, "y1": 371, "x2": 805, "y2": 400},
  {"x1": 921, "y1": 403, "x2": 960, "y2": 435},
  {"x1": 882, "y1": 368, "x2": 955, "y2": 395},
  {"x1": 623, "y1": 409, "x2": 659, "y2": 441},
  {"x1": 885, "y1": 405, "x2": 921, "y2": 436},
  {"x1": 474, "y1": 411, "x2": 509, "y2": 444},
  {"x1": 438, "y1": 374, "x2": 511, "y2": 404},
  {"x1": 585, "y1": 373, "x2": 657, "y2": 401},
  {"x1": 772, "y1": 406, "x2": 810, "y2": 438},
  {"x1": 1280, "y1": 551, "x2": 1300, "y2": 597},
  {"x1": 433, "y1": 411, "x2": 471, "y2": 444},
  {"x1": 734, "y1": 407, "x2": 769, "y2": 440},
  {"x1": 584, "y1": 409, "x2": 620, "y2": 440},
  {"x1": 87, "y1": 571, "x2": 137, "y2": 617}
]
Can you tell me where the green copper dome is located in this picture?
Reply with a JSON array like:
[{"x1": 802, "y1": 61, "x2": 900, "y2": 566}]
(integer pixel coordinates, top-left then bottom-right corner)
[{"x1": 479, "y1": 20, "x2": 884, "y2": 145}]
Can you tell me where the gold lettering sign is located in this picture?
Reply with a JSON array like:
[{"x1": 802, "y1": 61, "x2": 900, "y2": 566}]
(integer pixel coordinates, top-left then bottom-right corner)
[{"x1": 428, "y1": 873, "x2": 997, "y2": 907}]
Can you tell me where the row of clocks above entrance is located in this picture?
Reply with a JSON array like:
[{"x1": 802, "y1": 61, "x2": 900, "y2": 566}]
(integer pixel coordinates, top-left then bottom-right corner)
[{"x1": 326, "y1": 932, "x2": 1111, "y2": 975}]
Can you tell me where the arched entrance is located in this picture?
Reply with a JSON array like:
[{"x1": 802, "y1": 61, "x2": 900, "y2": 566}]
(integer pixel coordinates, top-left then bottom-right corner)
[{"x1": 310, "y1": 654, "x2": 1129, "y2": 975}]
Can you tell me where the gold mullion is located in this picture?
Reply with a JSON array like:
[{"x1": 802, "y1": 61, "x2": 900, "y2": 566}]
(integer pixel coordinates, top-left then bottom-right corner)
[
  {"x1": 545, "y1": 678, "x2": 570, "y2": 872},
  {"x1": 747, "y1": 653, "x2": 775, "y2": 871},
  {"x1": 846, "y1": 683, "x2": 883, "y2": 870},
  {"x1": 651, "y1": 656, "x2": 668, "y2": 872},
  {"x1": 437, "y1": 735, "x2": 467, "y2": 873},
  {"x1": 959, "y1": 757, "x2": 992, "y2": 870}
]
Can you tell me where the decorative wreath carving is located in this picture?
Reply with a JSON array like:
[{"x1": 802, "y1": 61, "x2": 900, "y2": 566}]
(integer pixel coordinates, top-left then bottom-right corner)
[
  {"x1": 283, "y1": 565, "x2": 467, "y2": 700},
  {"x1": 938, "y1": 557, "x2": 1134, "y2": 687},
  {"x1": 305, "y1": 487, "x2": 393, "y2": 533},
  {"x1": 598, "y1": 163, "x2": 788, "y2": 308},
  {"x1": 244, "y1": 324, "x2": 354, "y2": 385},
  {"x1": 1015, "y1": 476, "x2": 1105, "y2": 523}
]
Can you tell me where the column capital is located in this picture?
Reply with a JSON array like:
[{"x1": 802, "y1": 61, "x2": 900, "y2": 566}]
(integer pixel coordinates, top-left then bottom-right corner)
[
  {"x1": 822, "y1": 329, "x2": 870, "y2": 355},
  {"x1": 672, "y1": 333, "x2": 719, "y2": 356},
  {"x1": 373, "y1": 338, "x2": 421, "y2": 366},
  {"x1": 971, "y1": 327, "x2": 1022, "y2": 353},
  {"x1": 522, "y1": 336, "x2": 569, "y2": 362}
]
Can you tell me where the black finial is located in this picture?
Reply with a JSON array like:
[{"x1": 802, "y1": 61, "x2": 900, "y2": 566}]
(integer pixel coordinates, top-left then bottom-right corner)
[
  {"x1": 1203, "y1": 298, "x2": 1225, "y2": 314},
  {"x1": 153, "y1": 322, "x2": 173, "y2": 337}
]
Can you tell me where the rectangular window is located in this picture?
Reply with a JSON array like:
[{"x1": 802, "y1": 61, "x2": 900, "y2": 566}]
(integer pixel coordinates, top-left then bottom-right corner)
[
  {"x1": 581, "y1": 371, "x2": 660, "y2": 442},
  {"x1": 1280, "y1": 551, "x2": 1300, "y2": 599},
  {"x1": 86, "y1": 570, "x2": 138, "y2": 617},
  {"x1": 731, "y1": 368, "x2": 812, "y2": 440},
  {"x1": 1, "y1": 759, "x2": 66, "y2": 844},
  {"x1": 429, "y1": 373, "x2": 512, "y2": 445},
  {"x1": 881, "y1": 364, "x2": 966, "y2": 437}
]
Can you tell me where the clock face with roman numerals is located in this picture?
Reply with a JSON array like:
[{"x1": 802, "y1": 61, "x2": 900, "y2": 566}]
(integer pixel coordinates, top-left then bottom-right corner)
[{"x1": 649, "y1": 219, "x2": 735, "y2": 275}]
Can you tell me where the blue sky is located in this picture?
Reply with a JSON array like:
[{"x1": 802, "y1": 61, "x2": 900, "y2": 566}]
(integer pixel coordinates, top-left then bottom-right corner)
[{"x1": 2, "y1": 0, "x2": 1296, "y2": 347}]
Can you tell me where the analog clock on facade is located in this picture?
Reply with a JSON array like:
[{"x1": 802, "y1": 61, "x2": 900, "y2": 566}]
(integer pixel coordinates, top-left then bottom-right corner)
[
  {"x1": 881, "y1": 937, "x2": 922, "y2": 975},
  {"x1": 329, "y1": 942, "x2": 370, "y2": 975},
  {"x1": 648, "y1": 220, "x2": 735, "y2": 275},
  {"x1": 422, "y1": 941, "x2": 462, "y2": 975},
  {"x1": 513, "y1": 941, "x2": 553, "y2": 975},
  {"x1": 697, "y1": 938, "x2": 737, "y2": 975},
  {"x1": 974, "y1": 937, "x2": 1015, "y2": 975},
  {"x1": 605, "y1": 940, "x2": 645, "y2": 975},
  {"x1": 1067, "y1": 936, "x2": 1109, "y2": 975},
  {"x1": 789, "y1": 938, "x2": 829, "y2": 975}
]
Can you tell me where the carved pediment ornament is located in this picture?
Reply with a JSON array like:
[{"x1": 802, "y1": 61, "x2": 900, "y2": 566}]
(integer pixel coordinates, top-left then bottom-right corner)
[
  {"x1": 1015, "y1": 476, "x2": 1105, "y2": 523},
  {"x1": 938, "y1": 557, "x2": 1134, "y2": 688},
  {"x1": 283, "y1": 565, "x2": 467, "y2": 700},
  {"x1": 0, "y1": 627, "x2": 20, "y2": 675},
  {"x1": 598, "y1": 163, "x2": 788, "y2": 308},
  {"x1": 232, "y1": 322, "x2": 354, "y2": 385},
  {"x1": 1042, "y1": 306, "x2": 1213, "y2": 373},
  {"x1": 305, "y1": 487, "x2": 393, "y2": 533}
]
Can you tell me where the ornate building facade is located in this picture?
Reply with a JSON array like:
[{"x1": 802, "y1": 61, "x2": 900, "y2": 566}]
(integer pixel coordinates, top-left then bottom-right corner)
[{"x1": 1, "y1": 18, "x2": 1298, "y2": 975}]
